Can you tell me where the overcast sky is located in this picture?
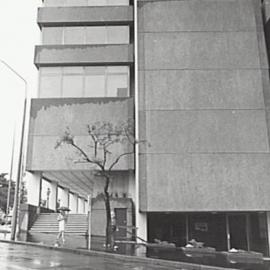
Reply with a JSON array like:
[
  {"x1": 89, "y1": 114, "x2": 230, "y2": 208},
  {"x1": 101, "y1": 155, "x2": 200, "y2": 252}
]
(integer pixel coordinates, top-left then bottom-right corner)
[{"x1": 0, "y1": 1, "x2": 42, "y2": 175}]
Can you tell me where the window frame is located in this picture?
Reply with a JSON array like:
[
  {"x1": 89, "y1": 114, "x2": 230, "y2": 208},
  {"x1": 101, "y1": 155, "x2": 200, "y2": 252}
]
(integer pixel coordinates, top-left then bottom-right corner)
[{"x1": 38, "y1": 66, "x2": 130, "y2": 98}]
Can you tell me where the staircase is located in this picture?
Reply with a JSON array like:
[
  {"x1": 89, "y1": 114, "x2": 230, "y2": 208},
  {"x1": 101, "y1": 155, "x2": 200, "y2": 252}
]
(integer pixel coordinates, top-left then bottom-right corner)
[
  {"x1": 28, "y1": 213, "x2": 88, "y2": 248},
  {"x1": 29, "y1": 213, "x2": 88, "y2": 234}
]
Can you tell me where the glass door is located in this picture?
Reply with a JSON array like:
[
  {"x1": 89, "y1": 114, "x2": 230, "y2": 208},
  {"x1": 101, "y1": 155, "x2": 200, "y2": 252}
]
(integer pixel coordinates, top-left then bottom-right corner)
[{"x1": 228, "y1": 214, "x2": 248, "y2": 251}]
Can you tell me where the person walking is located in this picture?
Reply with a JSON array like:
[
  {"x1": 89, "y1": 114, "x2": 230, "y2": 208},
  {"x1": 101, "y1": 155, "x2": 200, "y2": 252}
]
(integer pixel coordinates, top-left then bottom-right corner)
[{"x1": 55, "y1": 209, "x2": 68, "y2": 247}]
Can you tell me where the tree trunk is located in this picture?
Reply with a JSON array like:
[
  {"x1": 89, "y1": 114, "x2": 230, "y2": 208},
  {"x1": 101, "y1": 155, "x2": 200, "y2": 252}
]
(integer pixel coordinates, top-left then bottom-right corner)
[{"x1": 104, "y1": 174, "x2": 113, "y2": 250}]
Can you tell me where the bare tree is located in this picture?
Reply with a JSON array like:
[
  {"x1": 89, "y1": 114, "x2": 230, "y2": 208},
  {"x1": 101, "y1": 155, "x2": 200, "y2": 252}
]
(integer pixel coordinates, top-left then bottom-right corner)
[{"x1": 55, "y1": 119, "x2": 135, "y2": 250}]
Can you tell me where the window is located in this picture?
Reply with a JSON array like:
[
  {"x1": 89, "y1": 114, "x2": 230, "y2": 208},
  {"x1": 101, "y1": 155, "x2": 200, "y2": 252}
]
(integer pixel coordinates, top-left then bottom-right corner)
[
  {"x1": 85, "y1": 27, "x2": 107, "y2": 45},
  {"x1": 44, "y1": 0, "x2": 66, "y2": 7},
  {"x1": 64, "y1": 27, "x2": 85, "y2": 44},
  {"x1": 85, "y1": 67, "x2": 106, "y2": 97},
  {"x1": 107, "y1": 67, "x2": 129, "y2": 97},
  {"x1": 87, "y1": 0, "x2": 107, "y2": 6},
  {"x1": 42, "y1": 27, "x2": 63, "y2": 45},
  {"x1": 43, "y1": 0, "x2": 129, "y2": 7},
  {"x1": 107, "y1": 26, "x2": 129, "y2": 44},
  {"x1": 39, "y1": 76, "x2": 62, "y2": 97},
  {"x1": 62, "y1": 76, "x2": 84, "y2": 97},
  {"x1": 39, "y1": 67, "x2": 62, "y2": 97},
  {"x1": 42, "y1": 26, "x2": 129, "y2": 45},
  {"x1": 39, "y1": 66, "x2": 130, "y2": 98},
  {"x1": 65, "y1": 0, "x2": 88, "y2": 6}
]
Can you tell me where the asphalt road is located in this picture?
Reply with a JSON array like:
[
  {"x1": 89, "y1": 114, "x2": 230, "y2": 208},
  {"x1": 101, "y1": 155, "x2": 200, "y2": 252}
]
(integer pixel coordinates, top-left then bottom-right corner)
[{"x1": 0, "y1": 242, "x2": 181, "y2": 270}]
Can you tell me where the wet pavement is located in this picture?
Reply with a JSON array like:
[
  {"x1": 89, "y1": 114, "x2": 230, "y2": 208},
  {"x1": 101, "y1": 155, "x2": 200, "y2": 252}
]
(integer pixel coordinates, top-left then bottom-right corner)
[{"x1": 0, "y1": 242, "x2": 182, "y2": 270}]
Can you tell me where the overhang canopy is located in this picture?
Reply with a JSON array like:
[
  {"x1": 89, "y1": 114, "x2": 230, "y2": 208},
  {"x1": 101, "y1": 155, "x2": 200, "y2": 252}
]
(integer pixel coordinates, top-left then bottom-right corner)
[{"x1": 43, "y1": 170, "x2": 94, "y2": 198}]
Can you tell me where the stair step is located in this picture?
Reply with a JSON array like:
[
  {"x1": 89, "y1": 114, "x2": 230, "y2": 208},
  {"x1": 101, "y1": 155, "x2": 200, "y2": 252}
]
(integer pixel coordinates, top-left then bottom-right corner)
[{"x1": 30, "y1": 213, "x2": 88, "y2": 234}]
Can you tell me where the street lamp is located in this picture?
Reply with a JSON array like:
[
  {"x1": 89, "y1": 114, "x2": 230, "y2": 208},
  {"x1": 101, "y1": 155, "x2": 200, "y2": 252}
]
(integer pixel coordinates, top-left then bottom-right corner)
[
  {"x1": 6, "y1": 127, "x2": 16, "y2": 216},
  {"x1": 0, "y1": 59, "x2": 27, "y2": 240}
]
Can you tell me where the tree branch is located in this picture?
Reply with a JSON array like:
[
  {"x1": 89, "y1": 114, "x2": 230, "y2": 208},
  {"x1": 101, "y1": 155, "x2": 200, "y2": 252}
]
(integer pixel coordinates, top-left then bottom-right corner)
[
  {"x1": 70, "y1": 142, "x2": 104, "y2": 171},
  {"x1": 108, "y1": 151, "x2": 134, "y2": 171},
  {"x1": 103, "y1": 146, "x2": 107, "y2": 168}
]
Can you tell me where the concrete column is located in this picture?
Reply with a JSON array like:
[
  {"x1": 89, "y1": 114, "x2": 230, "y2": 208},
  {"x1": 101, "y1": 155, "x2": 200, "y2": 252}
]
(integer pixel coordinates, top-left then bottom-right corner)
[
  {"x1": 69, "y1": 193, "x2": 78, "y2": 213},
  {"x1": 136, "y1": 212, "x2": 147, "y2": 241},
  {"x1": 78, "y1": 197, "x2": 84, "y2": 213},
  {"x1": 87, "y1": 194, "x2": 92, "y2": 250},
  {"x1": 263, "y1": 0, "x2": 270, "y2": 22},
  {"x1": 128, "y1": 171, "x2": 136, "y2": 200},
  {"x1": 135, "y1": 212, "x2": 147, "y2": 256},
  {"x1": 266, "y1": 212, "x2": 270, "y2": 255},
  {"x1": 48, "y1": 181, "x2": 58, "y2": 211},
  {"x1": 25, "y1": 172, "x2": 42, "y2": 206},
  {"x1": 84, "y1": 200, "x2": 88, "y2": 214}
]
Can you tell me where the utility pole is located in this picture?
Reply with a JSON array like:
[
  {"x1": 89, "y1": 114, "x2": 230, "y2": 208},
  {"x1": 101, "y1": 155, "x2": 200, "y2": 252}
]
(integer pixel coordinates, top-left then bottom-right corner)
[
  {"x1": 6, "y1": 127, "x2": 16, "y2": 215},
  {"x1": 0, "y1": 59, "x2": 27, "y2": 240}
]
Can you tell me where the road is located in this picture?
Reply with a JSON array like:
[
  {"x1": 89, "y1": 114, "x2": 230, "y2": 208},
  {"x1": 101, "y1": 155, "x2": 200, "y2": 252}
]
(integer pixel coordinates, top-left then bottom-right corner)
[{"x1": 0, "y1": 242, "x2": 181, "y2": 270}]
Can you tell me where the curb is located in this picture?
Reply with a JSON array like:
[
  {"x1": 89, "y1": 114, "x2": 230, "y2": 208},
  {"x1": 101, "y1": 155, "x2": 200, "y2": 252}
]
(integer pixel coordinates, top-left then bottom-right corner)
[{"x1": 0, "y1": 239, "x2": 238, "y2": 270}]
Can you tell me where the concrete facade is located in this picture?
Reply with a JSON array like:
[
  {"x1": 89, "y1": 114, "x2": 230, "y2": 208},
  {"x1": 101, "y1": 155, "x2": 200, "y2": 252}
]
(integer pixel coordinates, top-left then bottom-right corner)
[
  {"x1": 138, "y1": 0, "x2": 270, "y2": 212},
  {"x1": 27, "y1": 98, "x2": 134, "y2": 171},
  {"x1": 26, "y1": 0, "x2": 270, "y2": 255},
  {"x1": 26, "y1": 0, "x2": 136, "y2": 242}
]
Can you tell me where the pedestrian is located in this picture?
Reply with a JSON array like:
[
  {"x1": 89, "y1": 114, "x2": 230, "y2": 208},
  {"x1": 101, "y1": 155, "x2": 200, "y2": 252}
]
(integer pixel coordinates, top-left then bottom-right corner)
[{"x1": 55, "y1": 209, "x2": 68, "y2": 247}]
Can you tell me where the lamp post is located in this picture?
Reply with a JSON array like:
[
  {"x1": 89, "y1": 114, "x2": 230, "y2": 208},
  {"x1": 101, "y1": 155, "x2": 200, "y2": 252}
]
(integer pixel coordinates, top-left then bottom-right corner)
[
  {"x1": 0, "y1": 59, "x2": 27, "y2": 240},
  {"x1": 6, "y1": 127, "x2": 16, "y2": 215}
]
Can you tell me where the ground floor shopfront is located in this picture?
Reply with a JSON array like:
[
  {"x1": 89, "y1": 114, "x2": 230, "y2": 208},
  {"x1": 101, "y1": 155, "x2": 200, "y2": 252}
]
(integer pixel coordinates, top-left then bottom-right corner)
[{"x1": 147, "y1": 212, "x2": 269, "y2": 256}]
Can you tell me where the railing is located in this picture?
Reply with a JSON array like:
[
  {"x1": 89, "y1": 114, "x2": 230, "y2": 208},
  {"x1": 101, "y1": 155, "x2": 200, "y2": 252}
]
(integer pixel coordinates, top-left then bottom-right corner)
[{"x1": 113, "y1": 225, "x2": 148, "y2": 247}]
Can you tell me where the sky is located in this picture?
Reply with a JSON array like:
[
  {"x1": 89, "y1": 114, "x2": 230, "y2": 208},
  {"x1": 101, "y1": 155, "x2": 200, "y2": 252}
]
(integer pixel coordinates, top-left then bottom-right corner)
[{"x1": 0, "y1": 1, "x2": 42, "y2": 175}]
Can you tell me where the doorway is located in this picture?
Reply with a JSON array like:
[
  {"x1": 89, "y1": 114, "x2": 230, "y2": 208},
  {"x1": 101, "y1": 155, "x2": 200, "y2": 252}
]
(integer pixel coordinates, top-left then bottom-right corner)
[
  {"x1": 228, "y1": 214, "x2": 248, "y2": 251},
  {"x1": 115, "y1": 208, "x2": 127, "y2": 240}
]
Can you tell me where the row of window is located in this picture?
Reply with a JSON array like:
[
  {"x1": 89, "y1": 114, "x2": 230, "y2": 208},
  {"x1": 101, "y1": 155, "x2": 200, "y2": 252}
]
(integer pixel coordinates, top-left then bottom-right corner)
[
  {"x1": 39, "y1": 66, "x2": 130, "y2": 98},
  {"x1": 42, "y1": 26, "x2": 129, "y2": 45},
  {"x1": 43, "y1": 0, "x2": 129, "y2": 7}
]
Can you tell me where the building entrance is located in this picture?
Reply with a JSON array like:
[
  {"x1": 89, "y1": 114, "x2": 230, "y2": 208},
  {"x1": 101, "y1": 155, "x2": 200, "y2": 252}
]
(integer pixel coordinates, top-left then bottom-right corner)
[
  {"x1": 228, "y1": 214, "x2": 248, "y2": 251},
  {"x1": 115, "y1": 208, "x2": 127, "y2": 240}
]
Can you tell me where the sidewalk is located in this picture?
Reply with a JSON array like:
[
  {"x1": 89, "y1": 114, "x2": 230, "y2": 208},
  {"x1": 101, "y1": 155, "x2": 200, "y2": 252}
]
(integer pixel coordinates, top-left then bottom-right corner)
[{"x1": 0, "y1": 239, "x2": 238, "y2": 270}]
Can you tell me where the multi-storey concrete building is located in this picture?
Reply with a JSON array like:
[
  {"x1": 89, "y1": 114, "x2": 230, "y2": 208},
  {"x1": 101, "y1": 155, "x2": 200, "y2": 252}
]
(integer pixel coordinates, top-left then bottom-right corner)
[{"x1": 25, "y1": 0, "x2": 270, "y2": 255}]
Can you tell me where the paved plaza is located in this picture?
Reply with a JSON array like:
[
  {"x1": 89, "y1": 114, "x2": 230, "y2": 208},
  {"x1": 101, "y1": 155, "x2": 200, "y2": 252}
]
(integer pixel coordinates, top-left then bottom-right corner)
[{"x1": 0, "y1": 242, "x2": 184, "y2": 270}]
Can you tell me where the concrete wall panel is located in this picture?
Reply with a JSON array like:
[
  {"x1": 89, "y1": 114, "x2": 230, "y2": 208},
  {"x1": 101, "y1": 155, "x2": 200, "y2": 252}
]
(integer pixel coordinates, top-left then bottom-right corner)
[
  {"x1": 27, "y1": 98, "x2": 134, "y2": 171},
  {"x1": 138, "y1": 0, "x2": 270, "y2": 212},
  {"x1": 92, "y1": 171, "x2": 135, "y2": 199},
  {"x1": 28, "y1": 136, "x2": 133, "y2": 171},
  {"x1": 142, "y1": 110, "x2": 269, "y2": 153},
  {"x1": 142, "y1": 70, "x2": 265, "y2": 110},
  {"x1": 141, "y1": 153, "x2": 270, "y2": 212},
  {"x1": 139, "y1": 0, "x2": 256, "y2": 32},
  {"x1": 29, "y1": 98, "x2": 133, "y2": 135},
  {"x1": 140, "y1": 32, "x2": 260, "y2": 70}
]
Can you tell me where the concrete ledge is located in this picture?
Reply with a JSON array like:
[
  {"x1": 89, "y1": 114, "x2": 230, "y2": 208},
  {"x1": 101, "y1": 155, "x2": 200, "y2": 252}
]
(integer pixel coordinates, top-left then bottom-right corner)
[
  {"x1": 34, "y1": 44, "x2": 134, "y2": 67},
  {"x1": 0, "y1": 239, "x2": 238, "y2": 270},
  {"x1": 37, "y1": 6, "x2": 133, "y2": 27}
]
